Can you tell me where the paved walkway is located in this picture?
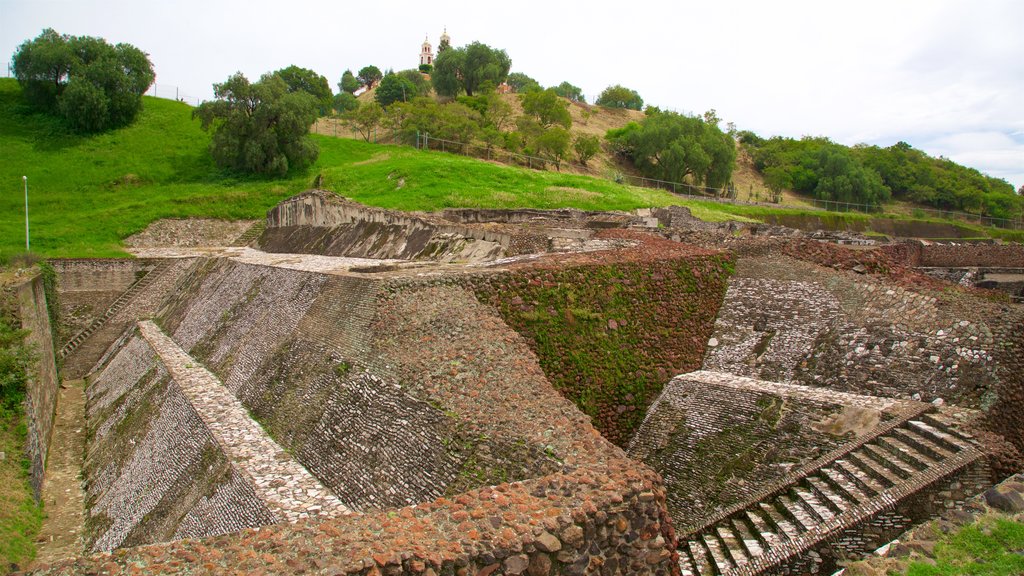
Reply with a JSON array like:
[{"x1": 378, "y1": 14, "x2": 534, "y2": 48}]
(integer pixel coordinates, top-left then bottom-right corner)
[{"x1": 138, "y1": 321, "x2": 352, "y2": 522}]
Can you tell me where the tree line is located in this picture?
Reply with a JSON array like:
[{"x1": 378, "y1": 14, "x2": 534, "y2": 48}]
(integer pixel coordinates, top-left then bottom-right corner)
[
  {"x1": 12, "y1": 28, "x2": 1015, "y2": 220},
  {"x1": 740, "y1": 132, "x2": 1021, "y2": 219}
]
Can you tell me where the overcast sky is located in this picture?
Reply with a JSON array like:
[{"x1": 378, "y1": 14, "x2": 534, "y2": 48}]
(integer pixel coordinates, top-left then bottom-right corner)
[{"x1": 2, "y1": 0, "x2": 1022, "y2": 189}]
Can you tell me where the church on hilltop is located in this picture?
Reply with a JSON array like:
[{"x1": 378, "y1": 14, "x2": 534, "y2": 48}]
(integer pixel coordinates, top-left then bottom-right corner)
[{"x1": 419, "y1": 28, "x2": 451, "y2": 67}]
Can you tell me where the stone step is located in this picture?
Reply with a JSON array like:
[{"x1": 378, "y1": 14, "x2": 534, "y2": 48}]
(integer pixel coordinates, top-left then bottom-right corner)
[
  {"x1": 703, "y1": 532, "x2": 734, "y2": 574},
  {"x1": 745, "y1": 509, "x2": 785, "y2": 548},
  {"x1": 793, "y1": 486, "x2": 836, "y2": 522},
  {"x1": 892, "y1": 427, "x2": 956, "y2": 461},
  {"x1": 760, "y1": 501, "x2": 801, "y2": 541},
  {"x1": 861, "y1": 443, "x2": 917, "y2": 479},
  {"x1": 822, "y1": 464, "x2": 874, "y2": 500},
  {"x1": 807, "y1": 475, "x2": 854, "y2": 513},
  {"x1": 717, "y1": 524, "x2": 750, "y2": 568},
  {"x1": 687, "y1": 539, "x2": 713, "y2": 576},
  {"x1": 844, "y1": 452, "x2": 901, "y2": 489},
  {"x1": 778, "y1": 494, "x2": 820, "y2": 531},
  {"x1": 920, "y1": 413, "x2": 974, "y2": 441},
  {"x1": 908, "y1": 418, "x2": 970, "y2": 451},
  {"x1": 731, "y1": 517, "x2": 764, "y2": 558},
  {"x1": 875, "y1": 436, "x2": 935, "y2": 471}
]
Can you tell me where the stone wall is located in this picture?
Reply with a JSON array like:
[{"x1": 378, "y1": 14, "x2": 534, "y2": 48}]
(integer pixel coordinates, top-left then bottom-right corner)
[
  {"x1": 261, "y1": 190, "x2": 510, "y2": 261},
  {"x1": 14, "y1": 274, "x2": 60, "y2": 498},
  {"x1": 61, "y1": 258, "x2": 198, "y2": 379},
  {"x1": 706, "y1": 256, "x2": 1010, "y2": 408},
  {"x1": 920, "y1": 242, "x2": 1024, "y2": 268},
  {"x1": 467, "y1": 232, "x2": 734, "y2": 446},
  {"x1": 50, "y1": 259, "x2": 149, "y2": 346},
  {"x1": 628, "y1": 371, "x2": 914, "y2": 531},
  {"x1": 83, "y1": 330, "x2": 276, "y2": 552}
]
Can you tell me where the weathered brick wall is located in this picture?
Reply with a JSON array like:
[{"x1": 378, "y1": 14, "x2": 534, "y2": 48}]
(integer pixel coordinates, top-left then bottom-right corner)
[
  {"x1": 61, "y1": 258, "x2": 198, "y2": 380},
  {"x1": 261, "y1": 190, "x2": 510, "y2": 261},
  {"x1": 627, "y1": 373, "x2": 906, "y2": 530},
  {"x1": 50, "y1": 259, "x2": 148, "y2": 345},
  {"x1": 83, "y1": 331, "x2": 275, "y2": 552},
  {"x1": 921, "y1": 243, "x2": 1024, "y2": 268},
  {"x1": 708, "y1": 256, "x2": 1007, "y2": 408},
  {"x1": 14, "y1": 274, "x2": 60, "y2": 498}
]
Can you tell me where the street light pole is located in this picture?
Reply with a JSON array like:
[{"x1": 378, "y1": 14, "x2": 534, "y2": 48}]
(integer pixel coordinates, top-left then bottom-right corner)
[{"x1": 23, "y1": 175, "x2": 29, "y2": 251}]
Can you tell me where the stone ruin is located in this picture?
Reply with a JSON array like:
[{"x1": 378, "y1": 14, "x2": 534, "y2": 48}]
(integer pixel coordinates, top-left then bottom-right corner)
[{"x1": 22, "y1": 190, "x2": 1024, "y2": 575}]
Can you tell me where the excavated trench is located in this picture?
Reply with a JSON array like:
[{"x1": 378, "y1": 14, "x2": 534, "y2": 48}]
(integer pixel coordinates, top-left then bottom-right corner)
[{"x1": 29, "y1": 195, "x2": 1024, "y2": 575}]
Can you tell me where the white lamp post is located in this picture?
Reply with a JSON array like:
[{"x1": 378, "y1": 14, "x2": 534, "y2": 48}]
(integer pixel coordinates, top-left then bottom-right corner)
[{"x1": 23, "y1": 175, "x2": 29, "y2": 251}]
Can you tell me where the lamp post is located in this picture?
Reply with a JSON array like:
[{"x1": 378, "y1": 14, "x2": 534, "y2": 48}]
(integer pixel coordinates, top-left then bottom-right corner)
[{"x1": 23, "y1": 175, "x2": 29, "y2": 251}]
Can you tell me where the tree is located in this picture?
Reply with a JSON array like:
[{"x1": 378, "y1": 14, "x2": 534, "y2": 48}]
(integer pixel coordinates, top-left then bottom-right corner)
[
  {"x1": 506, "y1": 72, "x2": 541, "y2": 93},
  {"x1": 375, "y1": 72, "x2": 419, "y2": 107},
  {"x1": 397, "y1": 69, "x2": 431, "y2": 97},
  {"x1": 763, "y1": 166, "x2": 791, "y2": 203},
  {"x1": 534, "y1": 127, "x2": 571, "y2": 170},
  {"x1": 333, "y1": 92, "x2": 358, "y2": 113},
  {"x1": 418, "y1": 63, "x2": 433, "y2": 74},
  {"x1": 520, "y1": 88, "x2": 571, "y2": 129},
  {"x1": 553, "y1": 81, "x2": 584, "y2": 102},
  {"x1": 357, "y1": 65, "x2": 382, "y2": 88},
  {"x1": 813, "y1": 145, "x2": 890, "y2": 207},
  {"x1": 274, "y1": 65, "x2": 332, "y2": 115},
  {"x1": 343, "y1": 101, "x2": 384, "y2": 142},
  {"x1": 12, "y1": 29, "x2": 154, "y2": 132},
  {"x1": 193, "y1": 72, "x2": 319, "y2": 175},
  {"x1": 596, "y1": 84, "x2": 643, "y2": 110},
  {"x1": 339, "y1": 69, "x2": 360, "y2": 94},
  {"x1": 432, "y1": 42, "x2": 511, "y2": 97},
  {"x1": 573, "y1": 134, "x2": 601, "y2": 166},
  {"x1": 606, "y1": 110, "x2": 736, "y2": 188}
]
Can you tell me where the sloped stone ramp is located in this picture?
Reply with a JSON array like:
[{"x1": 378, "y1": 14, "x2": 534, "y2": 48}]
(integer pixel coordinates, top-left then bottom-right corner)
[{"x1": 137, "y1": 320, "x2": 351, "y2": 522}]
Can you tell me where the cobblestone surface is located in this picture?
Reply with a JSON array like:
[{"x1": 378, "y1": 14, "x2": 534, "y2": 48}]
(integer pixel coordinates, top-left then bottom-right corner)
[{"x1": 138, "y1": 320, "x2": 352, "y2": 522}]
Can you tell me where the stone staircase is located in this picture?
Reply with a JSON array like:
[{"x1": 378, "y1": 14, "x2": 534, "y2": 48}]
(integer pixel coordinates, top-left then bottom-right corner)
[
  {"x1": 678, "y1": 412, "x2": 988, "y2": 576},
  {"x1": 231, "y1": 221, "x2": 266, "y2": 247},
  {"x1": 58, "y1": 260, "x2": 173, "y2": 361}
]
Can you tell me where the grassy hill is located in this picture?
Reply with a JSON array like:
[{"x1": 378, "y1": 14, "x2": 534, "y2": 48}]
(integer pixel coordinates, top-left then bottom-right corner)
[
  {"x1": 0, "y1": 78, "x2": 694, "y2": 258},
  {"x1": 2, "y1": 78, "x2": 1021, "y2": 258}
]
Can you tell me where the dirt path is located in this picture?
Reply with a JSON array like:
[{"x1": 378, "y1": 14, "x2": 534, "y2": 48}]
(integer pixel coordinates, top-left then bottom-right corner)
[{"x1": 32, "y1": 379, "x2": 86, "y2": 565}]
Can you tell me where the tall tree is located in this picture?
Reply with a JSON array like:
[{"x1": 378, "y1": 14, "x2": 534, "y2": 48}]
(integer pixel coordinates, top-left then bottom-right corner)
[
  {"x1": 274, "y1": 65, "x2": 332, "y2": 115},
  {"x1": 357, "y1": 65, "x2": 383, "y2": 88},
  {"x1": 607, "y1": 110, "x2": 736, "y2": 188},
  {"x1": 339, "y1": 69, "x2": 360, "y2": 94},
  {"x1": 375, "y1": 72, "x2": 419, "y2": 107},
  {"x1": 193, "y1": 72, "x2": 319, "y2": 175},
  {"x1": 596, "y1": 84, "x2": 643, "y2": 110},
  {"x1": 506, "y1": 72, "x2": 541, "y2": 93},
  {"x1": 552, "y1": 81, "x2": 584, "y2": 102},
  {"x1": 520, "y1": 88, "x2": 571, "y2": 129},
  {"x1": 12, "y1": 28, "x2": 154, "y2": 132},
  {"x1": 343, "y1": 101, "x2": 384, "y2": 142},
  {"x1": 432, "y1": 42, "x2": 511, "y2": 97}
]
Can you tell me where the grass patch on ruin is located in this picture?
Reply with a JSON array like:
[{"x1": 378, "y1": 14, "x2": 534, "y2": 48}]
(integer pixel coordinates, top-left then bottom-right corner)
[
  {"x1": 3, "y1": 77, "x2": 1019, "y2": 258},
  {"x1": 901, "y1": 515, "x2": 1024, "y2": 576},
  {"x1": 0, "y1": 409, "x2": 43, "y2": 571},
  {"x1": 0, "y1": 282, "x2": 43, "y2": 571}
]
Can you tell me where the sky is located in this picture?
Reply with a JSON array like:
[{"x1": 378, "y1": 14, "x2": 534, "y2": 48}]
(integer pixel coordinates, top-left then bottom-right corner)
[{"x1": 2, "y1": 0, "x2": 1022, "y2": 189}]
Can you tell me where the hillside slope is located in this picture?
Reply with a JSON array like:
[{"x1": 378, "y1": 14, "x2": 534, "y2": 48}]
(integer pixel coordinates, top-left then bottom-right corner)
[{"x1": 0, "y1": 79, "x2": 691, "y2": 257}]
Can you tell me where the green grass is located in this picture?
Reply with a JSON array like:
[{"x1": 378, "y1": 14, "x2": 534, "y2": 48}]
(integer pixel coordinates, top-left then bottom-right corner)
[
  {"x1": 2, "y1": 77, "x2": 1019, "y2": 258},
  {"x1": 903, "y1": 516, "x2": 1024, "y2": 576},
  {"x1": 0, "y1": 408, "x2": 42, "y2": 571}
]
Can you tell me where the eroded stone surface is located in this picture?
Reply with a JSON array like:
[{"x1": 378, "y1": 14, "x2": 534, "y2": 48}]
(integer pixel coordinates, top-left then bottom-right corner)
[{"x1": 138, "y1": 320, "x2": 351, "y2": 522}]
